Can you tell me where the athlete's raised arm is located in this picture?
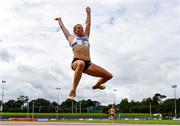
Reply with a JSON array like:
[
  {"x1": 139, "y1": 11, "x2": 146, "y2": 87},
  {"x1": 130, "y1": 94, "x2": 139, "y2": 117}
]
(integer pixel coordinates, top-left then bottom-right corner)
[
  {"x1": 55, "y1": 17, "x2": 73, "y2": 42},
  {"x1": 84, "y1": 7, "x2": 91, "y2": 38}
]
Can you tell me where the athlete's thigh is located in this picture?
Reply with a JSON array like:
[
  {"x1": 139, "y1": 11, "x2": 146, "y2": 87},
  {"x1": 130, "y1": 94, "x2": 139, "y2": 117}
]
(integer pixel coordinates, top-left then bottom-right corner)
[
  {"x1": 71, "y1": 60, "x2": 85, "y2": 71},
  {"x1": 84, "y1": 63, "x2": 111, "y2": 77}
]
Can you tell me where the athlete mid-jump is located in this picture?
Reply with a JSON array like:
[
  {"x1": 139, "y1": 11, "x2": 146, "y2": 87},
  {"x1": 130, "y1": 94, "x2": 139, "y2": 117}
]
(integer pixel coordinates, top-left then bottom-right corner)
[{"x1": 55, "y1": 7, "x2": 113, "y2": 100}]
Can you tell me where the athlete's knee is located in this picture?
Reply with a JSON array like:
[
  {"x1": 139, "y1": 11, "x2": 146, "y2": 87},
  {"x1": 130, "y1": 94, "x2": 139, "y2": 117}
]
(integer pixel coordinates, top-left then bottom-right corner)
[
  {"x1": 106, "y1": 73, "x2": 113, "y2": 80},
  {"x1": 77, "y1": 61, "x2": 85, "y2": 70}
]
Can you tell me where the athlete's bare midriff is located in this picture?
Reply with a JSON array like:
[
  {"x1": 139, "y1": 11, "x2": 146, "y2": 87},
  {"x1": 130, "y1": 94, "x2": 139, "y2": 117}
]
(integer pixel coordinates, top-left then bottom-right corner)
[
  {"x1": 73, "y1": 46, "x2": 91, "y2": 61},
  {"x1": 69, "y1": 36, "x2": 91, "y2": 61}
]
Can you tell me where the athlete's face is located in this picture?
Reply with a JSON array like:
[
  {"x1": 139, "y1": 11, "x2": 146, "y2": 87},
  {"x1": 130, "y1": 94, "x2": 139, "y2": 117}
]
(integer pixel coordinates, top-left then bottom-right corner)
[{"x1": 74, "y1": 24, "x2": 84, "y2": 36}]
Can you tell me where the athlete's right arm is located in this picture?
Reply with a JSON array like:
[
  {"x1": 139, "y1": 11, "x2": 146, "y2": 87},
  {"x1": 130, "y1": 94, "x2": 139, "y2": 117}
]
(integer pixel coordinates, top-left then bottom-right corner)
[{"x1": 55, "y1": 17, "x2": 73, "y2": 41}]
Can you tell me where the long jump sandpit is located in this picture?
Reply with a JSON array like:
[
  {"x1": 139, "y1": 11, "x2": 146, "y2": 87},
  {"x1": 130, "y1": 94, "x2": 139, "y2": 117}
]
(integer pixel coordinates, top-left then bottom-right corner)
[{"x1": 0, "y1": 122, "x2": 179, "y2": 126}]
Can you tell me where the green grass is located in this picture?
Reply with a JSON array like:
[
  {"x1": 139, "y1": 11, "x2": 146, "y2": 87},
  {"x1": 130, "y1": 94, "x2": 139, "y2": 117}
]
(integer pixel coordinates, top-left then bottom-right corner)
[
  {"x1": 2, "y1": 113, "x2": 107, "y2": 118},
  {"x1": 1, "y1": 112, "x2": 150, "y2": 118},
  {"x1": 1, "y1": 113, "x2": 180, "y2": 125},
  {"x1": 118, "y1": 113, "x2": 150, "y2": 117},
  {"x1": 49, "y1": 120, "x2": 180, "y2": 125}
]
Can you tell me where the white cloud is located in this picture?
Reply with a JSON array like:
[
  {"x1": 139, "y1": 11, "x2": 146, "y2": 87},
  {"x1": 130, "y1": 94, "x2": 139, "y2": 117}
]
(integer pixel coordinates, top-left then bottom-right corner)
[{"x1": 0, "y1": 0, "x2": 179, "y2": 105}]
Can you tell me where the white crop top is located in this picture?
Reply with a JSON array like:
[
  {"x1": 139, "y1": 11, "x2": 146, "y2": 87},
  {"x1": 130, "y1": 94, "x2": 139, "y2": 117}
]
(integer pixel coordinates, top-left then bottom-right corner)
[{"x1": 70, "y1": 36, "x2": 90, "y2": 49}]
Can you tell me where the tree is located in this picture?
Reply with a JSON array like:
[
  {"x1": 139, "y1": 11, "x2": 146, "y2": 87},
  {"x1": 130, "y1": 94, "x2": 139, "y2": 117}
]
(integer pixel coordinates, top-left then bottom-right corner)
[
  {"x1": 162, "y1": 99, "x2": 174, "y2": 113},
  {"x1": 4, "y1": 96, "x2": 29, "y2": 112},
  {"x1": 152, "y1": 93, "x2": 166, "y2": 105},
  {"x1": 60, "y1": 100, "x2": 73, "y2": 113},
  {"x1": 4, "y1": 100, "x2": 16, "y2": 112},
  {"x1": 120, "y1": 98, "x2": 130, "y2": 113},
  {"x1": 29, "y1": 98, "x2": 51, "y2": 112},
  {"x1": 152, "y1": 93, "x2": 166, "y2": 113},
  {"x1": 2, "y1": 94, "x2": 179, "y2": 115}
]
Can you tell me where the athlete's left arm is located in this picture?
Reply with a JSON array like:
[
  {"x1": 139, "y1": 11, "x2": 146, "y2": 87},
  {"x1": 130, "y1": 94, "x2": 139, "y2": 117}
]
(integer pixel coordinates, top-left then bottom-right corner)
[{"x1": 85, "y1": 7, "x2": 91, "y2": 38}]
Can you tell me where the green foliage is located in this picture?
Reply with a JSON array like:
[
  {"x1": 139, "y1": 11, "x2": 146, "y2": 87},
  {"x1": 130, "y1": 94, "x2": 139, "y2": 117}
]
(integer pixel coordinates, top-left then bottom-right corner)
[{"x1": 2, "y1": 93, "x2": 180, "y2": 117}]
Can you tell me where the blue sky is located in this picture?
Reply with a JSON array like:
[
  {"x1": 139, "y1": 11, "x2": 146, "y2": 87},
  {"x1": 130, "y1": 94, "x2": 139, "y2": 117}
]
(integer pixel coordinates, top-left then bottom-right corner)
[{"x1": 0, "y1": 0, "x2": 179, "y2": 105}]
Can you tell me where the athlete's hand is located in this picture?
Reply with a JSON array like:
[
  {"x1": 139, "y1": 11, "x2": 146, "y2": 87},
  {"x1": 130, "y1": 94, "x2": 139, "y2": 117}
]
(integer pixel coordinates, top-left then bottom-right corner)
[
  {"x1": 86, "y1": 7, "x2": 91, "y2": 14},
  {"x1": 54, "y1": 17, "x2": 61, "y2": 21}
]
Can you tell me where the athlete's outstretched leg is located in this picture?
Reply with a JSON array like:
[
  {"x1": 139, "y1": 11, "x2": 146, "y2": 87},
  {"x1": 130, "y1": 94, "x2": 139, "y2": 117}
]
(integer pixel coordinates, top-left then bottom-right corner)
[
  {"x1": 67, "y1": 60, "x2": 85, "y2": 100},
  {"x1": 84, "y1": 63, "x2": 113, "y2": 89}
]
